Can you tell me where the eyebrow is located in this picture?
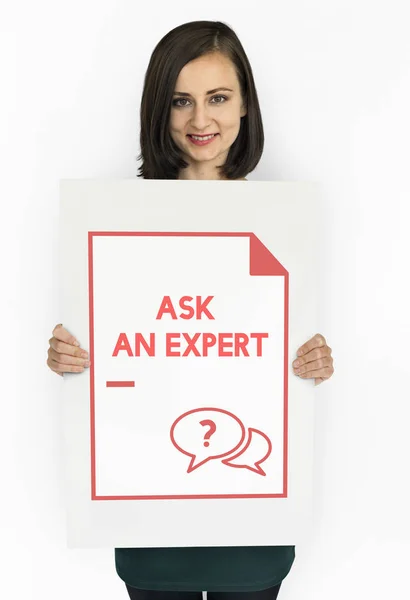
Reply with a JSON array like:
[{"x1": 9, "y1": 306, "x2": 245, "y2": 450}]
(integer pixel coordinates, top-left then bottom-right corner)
[{"x1": 173, "y1": 87, "x2": 234, "y2": 97}]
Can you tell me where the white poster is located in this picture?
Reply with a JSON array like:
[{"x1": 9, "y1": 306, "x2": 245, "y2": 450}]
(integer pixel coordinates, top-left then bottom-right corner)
[{"x1": 59, "y1": 179, "x2": 321, "y2": 548}]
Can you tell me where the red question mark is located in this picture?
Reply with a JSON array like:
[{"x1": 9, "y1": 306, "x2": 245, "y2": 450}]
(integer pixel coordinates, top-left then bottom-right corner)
[{"x1": 200, "y1": 420, "x2": 217, "y2": 447}]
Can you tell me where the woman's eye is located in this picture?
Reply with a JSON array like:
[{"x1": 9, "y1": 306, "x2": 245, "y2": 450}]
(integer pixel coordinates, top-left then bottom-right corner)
[
  {"x1": 211, "y1": 95, "x2": 227, "y2": 104},
  {"x1": 172, "y1": 95, "x2": 228, "y2": 108},
  {"x1": 173, "y1": 98, "x2": 190, "y2": 107}
]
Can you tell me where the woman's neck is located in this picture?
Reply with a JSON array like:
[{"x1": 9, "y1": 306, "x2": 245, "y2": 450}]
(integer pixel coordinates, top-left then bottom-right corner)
[
  {"x1": 177, "y1": 163, "x2": 247, "y2": 181},
  {"x1": 178, "y1": 170, "x2": 247, "y2": 181}
]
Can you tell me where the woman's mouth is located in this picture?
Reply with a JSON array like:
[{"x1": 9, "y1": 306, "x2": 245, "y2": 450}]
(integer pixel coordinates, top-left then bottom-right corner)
[{"x1": 187, "y1": 133, "x2": 219, "y2": 146}]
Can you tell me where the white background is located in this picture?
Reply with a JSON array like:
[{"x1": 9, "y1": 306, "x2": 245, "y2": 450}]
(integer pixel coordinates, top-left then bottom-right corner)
[{"x1": 1, "y1": 1, "x2": 409, "y2": 599}]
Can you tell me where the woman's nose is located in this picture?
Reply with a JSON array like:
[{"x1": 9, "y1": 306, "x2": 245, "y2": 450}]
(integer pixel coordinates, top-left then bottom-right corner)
[{"x1": 190, "y1": 103, "x2": 212, "y2": 130}]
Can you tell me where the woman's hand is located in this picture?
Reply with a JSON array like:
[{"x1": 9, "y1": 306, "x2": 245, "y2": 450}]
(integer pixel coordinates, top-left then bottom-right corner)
[
  {"x1": 46, "y1": 324, "x2": 90, "y2": 377},
  {"x1": 292, "y1": 333, "x2": 334, "y2": 386}
]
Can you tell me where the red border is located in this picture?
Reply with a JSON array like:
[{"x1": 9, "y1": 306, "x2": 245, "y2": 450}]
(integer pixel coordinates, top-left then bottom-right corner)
[{"x1": 88, "y1": 232, "x2": 289, "y2": 500}]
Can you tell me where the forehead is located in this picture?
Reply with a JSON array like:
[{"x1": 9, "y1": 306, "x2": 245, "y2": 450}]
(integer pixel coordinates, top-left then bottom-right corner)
[{"x1": 175, "y1": 53, "x2": 239, "y2": 92}]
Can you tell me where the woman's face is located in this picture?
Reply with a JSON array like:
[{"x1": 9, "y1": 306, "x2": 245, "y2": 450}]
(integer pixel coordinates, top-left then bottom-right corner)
[{"x1": 169, "y1": 52, "x2": 247, "y2": 172}]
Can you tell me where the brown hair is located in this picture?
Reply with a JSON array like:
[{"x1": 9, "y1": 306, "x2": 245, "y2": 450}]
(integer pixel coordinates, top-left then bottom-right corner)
[{"x1": 137, "y1": 20, "x2": 264, "y2": 179}]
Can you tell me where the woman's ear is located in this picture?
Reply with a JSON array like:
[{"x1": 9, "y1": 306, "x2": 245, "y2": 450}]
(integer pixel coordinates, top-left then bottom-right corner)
[{"x1": 240, "y1": 102, "x2": 247, "y2": 118}]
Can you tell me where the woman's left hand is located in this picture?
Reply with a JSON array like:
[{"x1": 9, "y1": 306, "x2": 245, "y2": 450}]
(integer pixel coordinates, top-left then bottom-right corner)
[{"x1": 292, "y1": 333, "x2": 334, "y2": 386}]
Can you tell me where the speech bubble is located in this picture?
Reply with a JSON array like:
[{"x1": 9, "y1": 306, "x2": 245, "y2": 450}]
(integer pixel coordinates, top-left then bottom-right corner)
[
  {"x1": 221, "y1": 428, "x2": 272, "y2": 476},
  {"x1": 170, "y1": 408, "x2": 246, "y2": 473}
]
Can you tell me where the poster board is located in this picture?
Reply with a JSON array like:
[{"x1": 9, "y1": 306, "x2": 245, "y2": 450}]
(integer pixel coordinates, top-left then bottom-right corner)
[{"x1": 59, "y1": 179, "x2": 321, "y2": 548}]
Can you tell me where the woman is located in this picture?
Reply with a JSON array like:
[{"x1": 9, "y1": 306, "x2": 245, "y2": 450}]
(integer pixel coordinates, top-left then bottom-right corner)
[{"x1": 47, "y1": 20, "x2": 334, "y2": 600}]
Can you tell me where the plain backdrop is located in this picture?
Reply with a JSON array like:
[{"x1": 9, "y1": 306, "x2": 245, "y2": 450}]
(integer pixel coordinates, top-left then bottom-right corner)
[{"x1": 1, "y1": 1, "x2": 409, "y2": 599}]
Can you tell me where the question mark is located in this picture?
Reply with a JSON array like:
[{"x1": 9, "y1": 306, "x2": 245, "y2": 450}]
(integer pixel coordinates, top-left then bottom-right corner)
[{"x1": 200, "y1": 420, "x2": 217, "y2": 447}]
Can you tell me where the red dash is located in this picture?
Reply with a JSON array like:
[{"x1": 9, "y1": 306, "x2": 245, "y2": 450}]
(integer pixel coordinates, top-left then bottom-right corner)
[{"x1": 106, "y1": 381, "x2": 135, "y2": 388}]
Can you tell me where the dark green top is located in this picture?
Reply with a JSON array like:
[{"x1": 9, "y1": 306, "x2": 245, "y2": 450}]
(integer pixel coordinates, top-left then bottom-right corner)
[{"x1": 115, "y1": 545, "x2": 295, "y2": 592}]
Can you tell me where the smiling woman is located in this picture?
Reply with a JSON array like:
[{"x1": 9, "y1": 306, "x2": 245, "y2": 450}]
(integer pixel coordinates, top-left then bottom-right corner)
[
  {"x1": 138, "y1": 20, "x2": 264, "y2": 180},
  {"x1": 46, "y1": 16, "x2": 334, "y2": 600}
]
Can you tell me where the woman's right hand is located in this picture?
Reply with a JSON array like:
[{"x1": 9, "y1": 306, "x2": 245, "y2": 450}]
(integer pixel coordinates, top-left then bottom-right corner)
[{"x1": 47, "y1": 324, "x2": 90, "y2": 377}]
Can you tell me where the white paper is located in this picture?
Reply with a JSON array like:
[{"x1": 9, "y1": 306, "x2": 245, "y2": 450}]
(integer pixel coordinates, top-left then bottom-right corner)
[{"x1": 59, "y1": 179, "x2": 321, "y2": 548}]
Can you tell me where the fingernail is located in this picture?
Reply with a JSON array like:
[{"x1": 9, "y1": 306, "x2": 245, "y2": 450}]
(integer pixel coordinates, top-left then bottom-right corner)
[
  {"x1": 74, "y1": 340, "x2": 80, "y2": 347},
  {"x1": 81, "y1": 352, "x2": 88, "y2": 358},
  {"x1": 84, "y1": 361, "x2": 90, "y2": 368},
  {"x1": 297, "y1": 349, "x2": 303, "y2": 356}
]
